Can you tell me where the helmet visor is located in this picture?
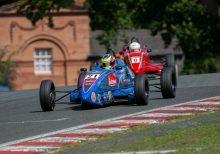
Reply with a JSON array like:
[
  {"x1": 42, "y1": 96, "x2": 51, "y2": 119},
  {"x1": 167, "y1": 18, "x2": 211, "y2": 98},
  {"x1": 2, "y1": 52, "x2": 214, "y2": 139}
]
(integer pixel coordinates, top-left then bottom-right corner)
[
  {"x1": 103, "y1": 62, "x2": 111, "y2": 68},
  {"x1": 132, "y1": 48, "x2": 140, "y2": 52}
]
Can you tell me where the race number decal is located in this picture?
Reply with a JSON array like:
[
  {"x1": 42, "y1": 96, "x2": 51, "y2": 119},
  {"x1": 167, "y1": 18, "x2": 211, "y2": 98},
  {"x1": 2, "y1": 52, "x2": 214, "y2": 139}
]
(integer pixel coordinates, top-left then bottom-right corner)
[
  {"x1": 85, "y1": 72, "x2": 102, "y2": 83},
  {"x1": 131, "y1": 57, "x2": 140, "y2": 63},
  {"x1": 85, "y1": 73, "x2": 101, "y2": 80},
  {"x1": 84, "y1": 72, "x2": 103, "y2": 92}
]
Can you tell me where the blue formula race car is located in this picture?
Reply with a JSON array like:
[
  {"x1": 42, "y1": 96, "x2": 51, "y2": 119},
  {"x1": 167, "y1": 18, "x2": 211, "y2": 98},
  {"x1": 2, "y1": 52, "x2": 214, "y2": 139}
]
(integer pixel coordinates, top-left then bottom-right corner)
[{"x1": 39, "y1": 49, "x2": 149, "y2": 111}]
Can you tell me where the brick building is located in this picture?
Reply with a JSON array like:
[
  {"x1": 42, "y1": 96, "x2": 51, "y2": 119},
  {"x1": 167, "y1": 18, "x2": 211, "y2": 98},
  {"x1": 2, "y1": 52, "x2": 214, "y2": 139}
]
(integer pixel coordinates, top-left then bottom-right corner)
[{"x1": 0, "y1": 0, "x2": 90, "y2": 90}]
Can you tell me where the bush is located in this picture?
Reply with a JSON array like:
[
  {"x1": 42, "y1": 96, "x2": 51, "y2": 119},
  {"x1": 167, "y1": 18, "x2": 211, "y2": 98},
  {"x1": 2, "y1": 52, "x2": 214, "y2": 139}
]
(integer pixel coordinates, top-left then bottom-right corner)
[{"x1": 0, "y1": 49, "x2": 15, "y2": 89}]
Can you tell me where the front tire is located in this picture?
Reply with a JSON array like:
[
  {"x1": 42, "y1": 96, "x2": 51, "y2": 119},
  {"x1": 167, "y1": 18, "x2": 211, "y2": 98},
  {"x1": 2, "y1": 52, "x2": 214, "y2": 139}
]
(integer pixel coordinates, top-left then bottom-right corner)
[
  {"x1": 39, "y1": 80, "x2": 56, "y2": 111},
  {"x1": 134, "y1": 74, "x2": 149, "y2": 105},
  {"x1": 77, "y1": 71, "x2": 87, "y2": 90},
  {"x1": 74, "y1": 70, "x2": 87, "y2": 103},
  {"x1": 160, "y1": 67, "x2": 177, "y2": 98}
]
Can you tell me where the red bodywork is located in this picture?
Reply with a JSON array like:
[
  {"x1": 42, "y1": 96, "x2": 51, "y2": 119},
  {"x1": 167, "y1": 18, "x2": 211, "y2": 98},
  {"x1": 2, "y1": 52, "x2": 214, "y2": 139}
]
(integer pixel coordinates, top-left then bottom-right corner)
[{"x1": 124, "y1": 48, "x2": 164, "y2": 75}]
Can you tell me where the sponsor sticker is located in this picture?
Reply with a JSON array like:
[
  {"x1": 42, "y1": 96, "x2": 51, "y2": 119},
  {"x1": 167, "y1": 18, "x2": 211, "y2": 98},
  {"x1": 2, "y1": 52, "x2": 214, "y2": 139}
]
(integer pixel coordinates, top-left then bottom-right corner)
[
  {"x1": 131, "y1": 56, "x2": 140, "y2": 63},
  {"x1": 103, "y1": 96, "x2": 107, "y2": 101},
  {"x1": 108, "y1": 91, "x2": 112, "y2": 101},
  {"x1": 85, "y1": 79, "x2": 95, "y2": 83},
  {"x1": 108, "y1": 74, "x2": 117, "y2": 86},
  {"x1": 91, "y1": 92, "x2": 96, "y2": 102},
  {"x1": 97, "y1": 94, "x2": 101, "y2": 103}
]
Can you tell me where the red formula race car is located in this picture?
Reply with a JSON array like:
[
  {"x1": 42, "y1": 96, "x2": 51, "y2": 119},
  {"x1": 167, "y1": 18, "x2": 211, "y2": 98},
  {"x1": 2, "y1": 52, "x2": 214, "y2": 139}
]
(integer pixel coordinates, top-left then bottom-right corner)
[{"x1": 124, "y1": 38, "x2": 177, "y2": 99}]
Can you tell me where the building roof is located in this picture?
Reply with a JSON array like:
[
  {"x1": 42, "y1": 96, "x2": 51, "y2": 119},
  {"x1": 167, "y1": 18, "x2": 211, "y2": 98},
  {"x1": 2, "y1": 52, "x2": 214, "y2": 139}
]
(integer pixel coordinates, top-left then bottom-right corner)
[
  {"x1": 0, "y1": 0, "x2": 87, "y2": 15},
  {"x1": 89, "y1": 29, "x2": 183, "y2": 58}
]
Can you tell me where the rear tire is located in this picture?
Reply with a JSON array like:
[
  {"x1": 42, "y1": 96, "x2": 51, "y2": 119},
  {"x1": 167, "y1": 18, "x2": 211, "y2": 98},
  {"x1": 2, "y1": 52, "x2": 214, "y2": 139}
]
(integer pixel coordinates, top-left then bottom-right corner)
[
  {"x1": 134, "y1": 74, "x2": 149, "y2": 105},
  {"x1": 165, "y1": 54, "x2": 177, "y2": 76},
  {"x1": 39, "y1": 80, "x2": 56, "y2": 111},
  {"x1": 160, "y1": 67, "x2": 177, "y2": 98},
  {"x1": 165, "y1": 54, "x2": 175, "y2": 68}
]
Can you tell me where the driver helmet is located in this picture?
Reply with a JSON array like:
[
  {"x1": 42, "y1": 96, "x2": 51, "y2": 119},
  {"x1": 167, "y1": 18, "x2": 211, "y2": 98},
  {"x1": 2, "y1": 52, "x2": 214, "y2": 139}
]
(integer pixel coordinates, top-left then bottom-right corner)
[
  {"x1": 129, "y1": 42, "x2": 141, "y2": 52},
  {"x1": 101, "y1": 54, "x2": 115, "y2": 69}
]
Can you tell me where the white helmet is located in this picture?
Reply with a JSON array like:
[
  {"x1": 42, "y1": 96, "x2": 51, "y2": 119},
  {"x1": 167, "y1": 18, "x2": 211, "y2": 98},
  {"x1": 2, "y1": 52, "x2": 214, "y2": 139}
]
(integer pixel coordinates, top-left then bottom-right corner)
[{"x1": 129, "y1": 42, "x2": 141, "y2": 52}]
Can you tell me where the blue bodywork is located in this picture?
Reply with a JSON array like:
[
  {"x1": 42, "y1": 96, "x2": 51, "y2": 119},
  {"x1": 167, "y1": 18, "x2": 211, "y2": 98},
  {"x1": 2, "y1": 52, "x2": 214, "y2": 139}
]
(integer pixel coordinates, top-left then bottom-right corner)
[{"x1": 70, "y1": 59, "x2": 135, "y2": 107}]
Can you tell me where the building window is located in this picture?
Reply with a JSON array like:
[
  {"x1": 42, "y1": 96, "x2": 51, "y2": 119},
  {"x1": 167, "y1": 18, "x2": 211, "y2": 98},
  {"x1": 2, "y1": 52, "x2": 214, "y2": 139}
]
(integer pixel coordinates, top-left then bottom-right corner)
[{"x1": 34, "y1": 48, "x2": 52, "y2": 74}]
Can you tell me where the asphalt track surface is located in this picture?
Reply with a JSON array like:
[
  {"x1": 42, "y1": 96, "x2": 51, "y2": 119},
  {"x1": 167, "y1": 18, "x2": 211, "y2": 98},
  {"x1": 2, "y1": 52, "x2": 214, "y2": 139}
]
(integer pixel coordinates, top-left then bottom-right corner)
[{"x1": 0, "y1": 73, "x2": 220, "y2": 145}]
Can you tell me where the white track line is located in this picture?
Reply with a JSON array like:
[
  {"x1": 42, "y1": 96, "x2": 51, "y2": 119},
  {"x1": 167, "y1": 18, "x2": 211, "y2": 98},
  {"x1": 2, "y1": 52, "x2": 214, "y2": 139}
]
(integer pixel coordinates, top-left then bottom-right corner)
[
  {"x1": 174, "y1": 106, "x2": 217, "y2": 110},
  {"x1": 168, "y1": 107, "x2": 210, "y2": 111},
  {"x1": 133, "y1": 113, "x2": 193, "y2": 117},
  {"x1": 65, "y1": 128, "x2": 128, "y2": 134},
  {"x1": 0, "y1": 95, "x2": 220, "y2": 148},
  {"x1": 0, "y1": 118, "x2": 69, "y2": 125},
  {"x1": 101, "y1": 149, "x2": 178, "y2": 154},
  {"x1": 193, "y1": 101, "x2": 220, "y2": 105},
  {"x1": 0, "y1": 146, "x2": 59, "y2": 152},
  {"x1": 110, "y1": 120, "x2": 160, "y2": 124},
  {"x1": 34, "y1": 137, "x2": 96, "y2": 142}
]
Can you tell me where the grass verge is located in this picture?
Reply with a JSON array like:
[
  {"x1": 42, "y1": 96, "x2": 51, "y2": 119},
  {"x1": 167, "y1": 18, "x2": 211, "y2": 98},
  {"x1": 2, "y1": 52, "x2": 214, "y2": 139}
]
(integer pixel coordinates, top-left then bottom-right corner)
[{"x1": 58, "y1": 111, "x2": 220, "y2": 154}]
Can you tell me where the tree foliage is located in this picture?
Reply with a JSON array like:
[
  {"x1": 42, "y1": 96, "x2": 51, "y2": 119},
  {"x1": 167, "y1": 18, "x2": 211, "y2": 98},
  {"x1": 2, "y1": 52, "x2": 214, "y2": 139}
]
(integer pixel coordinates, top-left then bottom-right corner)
[
  {"x1": 147, "y1": 0, "x2": 220, "y2": 74},
  {"x1": 0, "y1": 49, "x2": 15, "y2": 88},
  {"x1": 86, "y1": 0, "x2": 220, "y2": 74},
  {"x1": 17, "y1": 0, "x2": 74, "y2": 27},
  {"x1": 85, "y1": 0, "x2": 136, "y2": 47}
]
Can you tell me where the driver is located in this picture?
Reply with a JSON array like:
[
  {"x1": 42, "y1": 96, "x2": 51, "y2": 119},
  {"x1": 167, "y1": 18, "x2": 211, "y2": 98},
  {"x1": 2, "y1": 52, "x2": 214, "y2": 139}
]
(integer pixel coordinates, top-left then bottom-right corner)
[
  {"x1": 129, "y1": 42, "x2": 141, "y2": 52},
  {"x1": 101, "y1": 54, "x2": 116, "y2": 69}
]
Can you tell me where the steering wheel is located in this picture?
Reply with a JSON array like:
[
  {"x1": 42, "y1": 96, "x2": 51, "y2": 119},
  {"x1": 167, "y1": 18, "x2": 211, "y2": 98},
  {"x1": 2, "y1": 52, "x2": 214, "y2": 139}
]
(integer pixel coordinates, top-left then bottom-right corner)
[{"x1": 106, "y1": 48, "x2": 116, "y2": 57}]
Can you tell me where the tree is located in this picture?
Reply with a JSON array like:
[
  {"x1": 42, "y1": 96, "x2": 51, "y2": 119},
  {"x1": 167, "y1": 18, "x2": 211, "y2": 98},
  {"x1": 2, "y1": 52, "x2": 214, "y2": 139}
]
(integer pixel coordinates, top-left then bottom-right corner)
[
  {"x1": 146, "y1": 0, "x2": 220, "y2": 74},
  {"x1": 17, "y1": 0, "x2": 74, "y2": 27},
  {"x1": 85, "y1": 0, "x2": 220, "y2": 74},
  {"x1": 0, "y1": 0, "x2": 74, "y2": 27},
  {"x1": 85, "y1": 0, "x2": 136, "y2": 47},
  {"x1": 0, "y1": 49, "x2": 15, "y2": 88}
]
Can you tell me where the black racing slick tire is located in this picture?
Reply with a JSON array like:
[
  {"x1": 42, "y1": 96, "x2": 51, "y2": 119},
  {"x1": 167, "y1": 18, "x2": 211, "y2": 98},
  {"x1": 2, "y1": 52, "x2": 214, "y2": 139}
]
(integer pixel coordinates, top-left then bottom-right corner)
[
  {"x1": 165, "y1": 54, "x2": 175, "y2": 68},
  {"x1": 76, "y1": 70, "x2": 87, "y2": 103},
  {"x1": 134, "y1": 74, "x2": 149, "y2": 105},
  {"x1": 39, "y1": 80, "x2": 56, "y2": 111},
  {"x1": 77, "y1": 71, "x2": 87, "y2": 90},
  {"x1": 160, "y1": 67, "x2": 177, "y2": 99}
]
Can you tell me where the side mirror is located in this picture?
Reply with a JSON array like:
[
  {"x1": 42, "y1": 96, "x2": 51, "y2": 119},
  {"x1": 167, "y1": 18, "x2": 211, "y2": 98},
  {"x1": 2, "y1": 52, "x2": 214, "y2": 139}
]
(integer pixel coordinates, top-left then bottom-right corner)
[{"x1": 115, "y1": 66, "x2": 122, "y2": 70}]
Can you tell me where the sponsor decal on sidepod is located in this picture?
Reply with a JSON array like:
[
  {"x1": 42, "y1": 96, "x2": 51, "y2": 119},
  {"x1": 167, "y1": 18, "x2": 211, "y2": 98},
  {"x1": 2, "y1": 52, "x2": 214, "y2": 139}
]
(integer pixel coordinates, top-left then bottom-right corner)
[
  {"x1": 91, "y1": 92, "x2": 96, "y2": 102},
  {"x1": 108, "y1": 74, "x2": 117, "y2": 86}
]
